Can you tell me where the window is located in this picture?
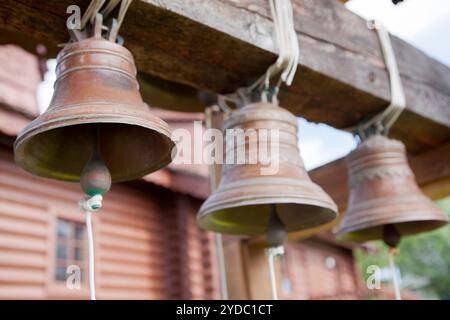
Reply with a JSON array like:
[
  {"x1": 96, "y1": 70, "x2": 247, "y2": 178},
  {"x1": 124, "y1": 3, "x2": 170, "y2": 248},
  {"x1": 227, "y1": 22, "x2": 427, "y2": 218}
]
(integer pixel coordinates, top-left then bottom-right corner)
[{"x1": 55, "y1": 218, "x2": 86, "y2": 282}]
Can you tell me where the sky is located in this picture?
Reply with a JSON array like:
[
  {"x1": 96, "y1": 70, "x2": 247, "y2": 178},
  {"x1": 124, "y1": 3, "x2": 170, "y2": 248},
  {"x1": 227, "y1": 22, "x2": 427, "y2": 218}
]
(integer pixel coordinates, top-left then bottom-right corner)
[
  {"x1": 347, "y1": 0, "x2": 450, "y2": 67},
  {"x1": 37, "y1": 0, "x2": 450, "y2": 170}
]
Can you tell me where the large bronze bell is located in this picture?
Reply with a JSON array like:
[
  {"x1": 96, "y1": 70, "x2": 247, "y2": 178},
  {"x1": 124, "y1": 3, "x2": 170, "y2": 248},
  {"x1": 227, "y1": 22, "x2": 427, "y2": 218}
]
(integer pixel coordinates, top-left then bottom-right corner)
[
  {"x1": 336, "y1": 135, "x2": 448, "y2": 243},
  {"x1": 198, "y1": 102, "x2": 338, "y2": 236},
  {"x1": 14, "y1": 37, "x2": 175, "y2": 182}
]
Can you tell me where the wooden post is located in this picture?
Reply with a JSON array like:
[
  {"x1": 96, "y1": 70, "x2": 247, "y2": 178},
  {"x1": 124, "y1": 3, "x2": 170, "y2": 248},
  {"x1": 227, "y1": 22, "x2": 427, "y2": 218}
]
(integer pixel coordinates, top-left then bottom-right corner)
[{"x1": 205, "y1": 106, "x2": 228, "y2": 300}]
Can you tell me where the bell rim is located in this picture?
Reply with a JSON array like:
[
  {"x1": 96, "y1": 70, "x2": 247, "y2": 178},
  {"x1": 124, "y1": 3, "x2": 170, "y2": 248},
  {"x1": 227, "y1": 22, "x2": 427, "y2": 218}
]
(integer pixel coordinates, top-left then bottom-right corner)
[
  {"x1": 15, "y1": 102, "x2": 172, "y2": 139},
  {"x1": 198, "y1": 198, "x2": 338, "y2": 235},
  {"x1": 199, "y1": 196, "x2": 338, "y2": 217},
  {"x1": 14, "y1": 105, "x2": 175, "y2": 183},
  {"x1": 339, "y1": 194, "x2": 448, "y2": 223},
  {"x1": 200, "y1": 177, "x2": 337, "y2": 206},
  {"x1": 336, "y1": 216, "x2": 449, "y2": 243},
  {"x1": 337, "y1": 212, "x2": 449, "y2": 234},
  {"x1": 336, "y1": 207, "x2": 449, "y2": 241},
  {"x1": 198, "y1": 194, "x2": 338, "y2": 235},
  {"x1": 199, "y1": 189, "x2": 338, "y2": 215}
]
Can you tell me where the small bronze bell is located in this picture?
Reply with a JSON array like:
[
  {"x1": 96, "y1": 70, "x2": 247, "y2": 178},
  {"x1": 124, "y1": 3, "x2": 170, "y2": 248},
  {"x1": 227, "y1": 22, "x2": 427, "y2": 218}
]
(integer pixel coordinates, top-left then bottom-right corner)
[
  {"x1": 198, "y1": 102, "x2": 338, "y2": 236},
  {"x1": 336, "y1": 135, "x2": 448, "y2": 243},
  {"x1": 14, "y1": 37, "x2": 175, "y2": 182}
]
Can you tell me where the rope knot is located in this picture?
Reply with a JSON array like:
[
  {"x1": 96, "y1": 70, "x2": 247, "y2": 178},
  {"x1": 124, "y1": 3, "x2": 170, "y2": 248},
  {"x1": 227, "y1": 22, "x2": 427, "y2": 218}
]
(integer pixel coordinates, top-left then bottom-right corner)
[{"x1": 79, "y1": 194, "x2": 103, "y2": 212}]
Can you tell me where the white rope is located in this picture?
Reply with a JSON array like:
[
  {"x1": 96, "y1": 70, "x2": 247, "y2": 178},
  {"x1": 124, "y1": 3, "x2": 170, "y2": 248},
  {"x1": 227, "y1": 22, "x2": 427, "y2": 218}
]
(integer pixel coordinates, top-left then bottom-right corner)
[
  {"x1": 79, "y1": 194, "x2": 103, "y2": 300},
  {"x1": 85, "y1": 210, "x2": 96, "y2": 300},
  {"x1": 354, "y1": 21, "x2": 406, "y2": 138},
  {"x1": 80, "y1": 0, "x2": 105, "y2": 30},
  {"x1": 215, "y1": 234, "x2": 229, "y2": 300},
  {"x1": 101, "y1": 0, "x2": 133, "y2": 32},
  {"x1": 79, "y1": 0, "x2": 133, "y2": 40},
  {"x1": 100, "y1": 0, "x2": 121, "y2": 17},
  {"x1": 265, "y1": 245, "x2": 284, "y2": 300},
  {"x1": 388, "y1": 248, "x2": 402, "y2": 300},
  {"x1": 265, "y1": 0, "x2": 299, "y2": 87},
  {"x1": 116, "y1": 0, "x2": 133, "y2": 32},
  {"x1": 267, "y1": 252, "x2": 278, "y2": 300}
]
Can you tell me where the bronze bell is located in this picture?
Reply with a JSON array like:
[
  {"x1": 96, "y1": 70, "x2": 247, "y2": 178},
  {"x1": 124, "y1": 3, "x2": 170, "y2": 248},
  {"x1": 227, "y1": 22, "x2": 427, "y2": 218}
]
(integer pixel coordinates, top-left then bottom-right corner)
[
  {"x1": 336, "y1": 135, "x2": 448, "y2": 243},
  {"x1": 198, "y1": 102, "x2": 338, "y2": 236},
  {"x1": 14, "y1": 37, "x2": 175, "y2": 182}
]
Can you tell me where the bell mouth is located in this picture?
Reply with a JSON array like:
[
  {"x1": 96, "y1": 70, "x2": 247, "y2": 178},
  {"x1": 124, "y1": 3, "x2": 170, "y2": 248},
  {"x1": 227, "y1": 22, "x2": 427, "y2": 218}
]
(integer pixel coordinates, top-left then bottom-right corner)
[
  {"x1": 198, "y1": 201, "x2": 337, "y2": 236},
  {"x1": 14, "y1": 111, "x2": 175, "y2": 183},
  {"x1": 336, "y1": 219, "x2": 448, "y2": 244}
]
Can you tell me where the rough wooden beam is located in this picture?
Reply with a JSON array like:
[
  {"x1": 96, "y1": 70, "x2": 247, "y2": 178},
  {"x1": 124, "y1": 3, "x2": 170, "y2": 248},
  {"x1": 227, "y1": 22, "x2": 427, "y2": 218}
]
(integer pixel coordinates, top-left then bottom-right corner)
[{"x1": 1, "y1": 0, "x2": 449, "y2": 152}]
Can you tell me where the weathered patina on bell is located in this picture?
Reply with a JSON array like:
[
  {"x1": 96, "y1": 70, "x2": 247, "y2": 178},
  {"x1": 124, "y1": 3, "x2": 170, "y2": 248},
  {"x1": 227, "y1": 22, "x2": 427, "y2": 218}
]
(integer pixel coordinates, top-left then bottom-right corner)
[
  {"x1": 14, "y1": 37, "x2": 175, "y2": 182},
  {"x1": 336, "y1": 135, "x2": 448, "y2": 243},
  {"x1": 198, "y1": 102, "x2": 338, "y2": 236}
]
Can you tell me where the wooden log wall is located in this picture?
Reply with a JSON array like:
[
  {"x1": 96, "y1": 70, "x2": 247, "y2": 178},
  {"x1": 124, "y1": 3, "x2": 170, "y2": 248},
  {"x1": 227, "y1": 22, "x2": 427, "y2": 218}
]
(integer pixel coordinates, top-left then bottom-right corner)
[
  {"x1": 224, "y1": 239, "x2": 363, "y2": 300},
  {"x1": 0, "y1": 148, "x2": 220, "y2": 299}
]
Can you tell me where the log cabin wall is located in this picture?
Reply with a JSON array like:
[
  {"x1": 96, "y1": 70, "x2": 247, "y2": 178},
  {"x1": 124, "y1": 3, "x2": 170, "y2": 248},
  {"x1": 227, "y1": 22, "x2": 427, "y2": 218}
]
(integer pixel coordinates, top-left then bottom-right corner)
[
  {"x1": 0, "y1": 148, "x2": 220, "y2": 299},
  {"x1": 225, "y1": 239, "x2": 363, "y2": 300},
  {"x1": 281, "y1": 241, "x2": 362, "y2": 299}
]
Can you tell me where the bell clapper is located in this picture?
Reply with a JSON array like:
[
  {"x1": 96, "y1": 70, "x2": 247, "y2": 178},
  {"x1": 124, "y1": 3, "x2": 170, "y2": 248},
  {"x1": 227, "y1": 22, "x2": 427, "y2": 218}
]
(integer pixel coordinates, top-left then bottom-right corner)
[
  {"x1": 266, "y1": 204, "x2": 288, "y2": 247},
  {"x1": 265, "y1": 204, "x2": 288, "y2": 300},
  {"x1": 383, "y1": 224, "x2": 402, "y2": 301},
  {"x1": 79, "y1": 131, "x2": 112, "y2": 300}
]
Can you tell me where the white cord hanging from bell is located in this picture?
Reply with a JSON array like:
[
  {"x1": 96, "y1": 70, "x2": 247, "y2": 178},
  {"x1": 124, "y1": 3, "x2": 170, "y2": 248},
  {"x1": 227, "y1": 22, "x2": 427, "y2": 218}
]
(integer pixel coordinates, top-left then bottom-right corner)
[
  {"x1": 388, "y1": 247, "x2": 401, "y2": 300},
  {"x1": 79, "y1": 195, "x2": 104, "y2": 300},
  {"x1": 354, "y1": 20, "x2": 406, "y2": 139},
  {"x1": 76, "y1": 0, "x2": 133, "y2": 301},
  {"x1": 78, "y1": 134, "x2": 112, "y2": 301},
  {"x1": 265, "y1": 245, "x2": 285, "y2": 300}
]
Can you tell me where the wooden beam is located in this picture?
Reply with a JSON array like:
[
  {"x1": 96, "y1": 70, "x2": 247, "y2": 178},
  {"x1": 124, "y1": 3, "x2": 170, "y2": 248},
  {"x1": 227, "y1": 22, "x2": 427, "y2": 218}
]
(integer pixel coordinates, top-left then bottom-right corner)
[
  {"x1": 1, "y1": 0, "x2": 449, "y2": 152},
  {"x1": 222, "y1": 240, "x2": 251, "y2": 299},
  {"x1": 309, "y1": 142, "x2": 450, "y2": 210}
]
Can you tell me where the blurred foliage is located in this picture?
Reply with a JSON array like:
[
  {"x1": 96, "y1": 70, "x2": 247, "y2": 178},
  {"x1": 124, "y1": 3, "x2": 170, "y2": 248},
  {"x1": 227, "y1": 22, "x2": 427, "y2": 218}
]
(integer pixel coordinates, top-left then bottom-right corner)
[{"x1": 355, "y1": 196, "x2": 450, "y2": 300}]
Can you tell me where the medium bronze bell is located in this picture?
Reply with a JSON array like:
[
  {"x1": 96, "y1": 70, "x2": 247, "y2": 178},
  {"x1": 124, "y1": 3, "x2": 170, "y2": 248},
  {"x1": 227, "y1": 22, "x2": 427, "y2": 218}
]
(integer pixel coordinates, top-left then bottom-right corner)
[
  {"x1": 336, "y1": 135, "x2": 448, "y2": 243},
  {"x1": 198, "y1": 102, "x2": 338, "y2": 236},
  {"x1": 14, "y1": 37, "x2": 175, "y2": 182}
]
